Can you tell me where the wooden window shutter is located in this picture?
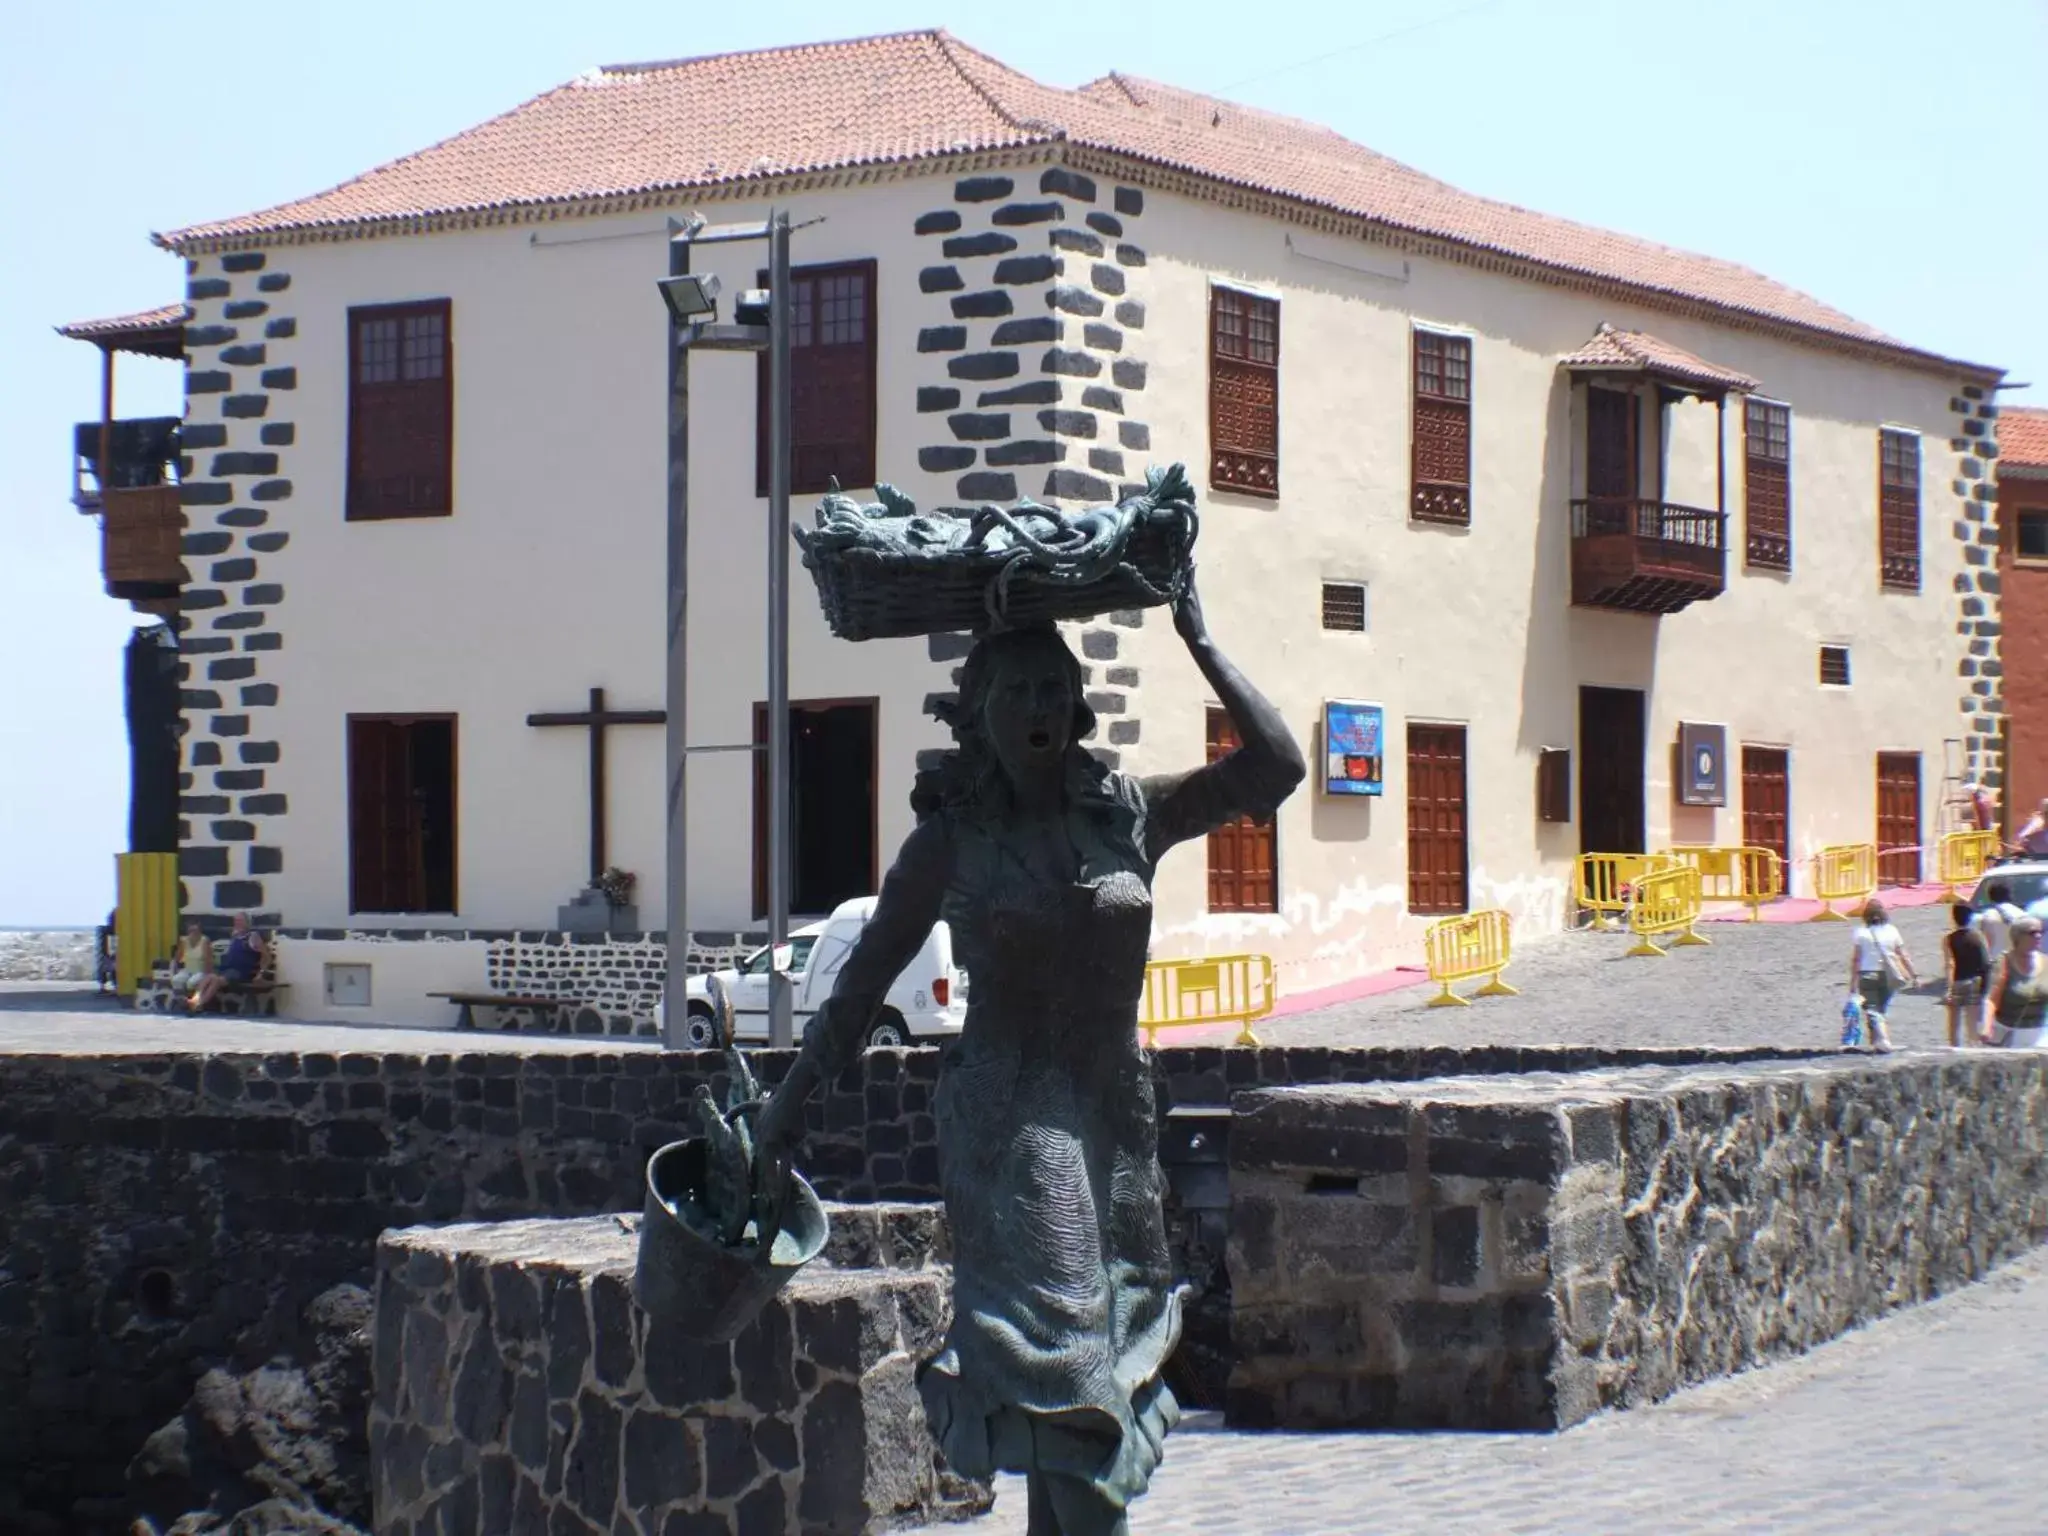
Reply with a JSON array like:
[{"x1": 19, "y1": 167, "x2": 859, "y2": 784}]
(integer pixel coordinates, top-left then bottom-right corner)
[
  {"x1": 1744, "y1": 399, "x2": 1792, "y2": 570},
  {"x1": 1410, "y1": 332, "x2": 1471, "y2": 524},
  {"x1": 348, "y1": 717, "x2": 414, "y2": 912},
  {"x1": 1537, "y1": 748, "x2": 1571, "y2": 823},
  {"x1": 1209, "y1": 287, "x2": 1280, "y2": 498},
  {"x1": 1205, "y1": 708, "x2": 1278, "y2": 913},
  {"x1": 346, "y1": 300, "x2": 452, "y2": 519},
  {"x1": 1878, "y1": 429, "x2": 1920, "y2": 590},
  {"x1": 757, "y1": 260, "x2": 878, "y2": 497}
]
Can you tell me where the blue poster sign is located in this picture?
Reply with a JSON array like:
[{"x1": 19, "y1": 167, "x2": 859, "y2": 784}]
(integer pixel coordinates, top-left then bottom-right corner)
[{"x1": 1323, "y1": 700, "x2": 1384, "y2": 796}]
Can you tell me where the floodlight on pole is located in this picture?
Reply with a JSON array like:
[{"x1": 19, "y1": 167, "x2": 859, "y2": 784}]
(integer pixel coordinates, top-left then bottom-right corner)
[{"x1": 657, "y1": 271, "x2": 722, "y2": 326}]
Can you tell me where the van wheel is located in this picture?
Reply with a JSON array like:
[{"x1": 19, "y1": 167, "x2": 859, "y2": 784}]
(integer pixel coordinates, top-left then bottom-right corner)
[
  {"x1": 865, "y1": 1011, "x2": 912, "y2": 1049},
  {"x1": 682, "y1": 1006, "x2": 721, "y2": 1050}
]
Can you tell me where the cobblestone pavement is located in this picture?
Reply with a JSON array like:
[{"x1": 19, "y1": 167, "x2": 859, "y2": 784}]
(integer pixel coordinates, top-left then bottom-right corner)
[
  {"x1": 920, "y1": 1246, "x2": 2048, "y2": 1535},
  {"x1": 1254, "y1": 900, "x2": 1964, "y2": 1053}
]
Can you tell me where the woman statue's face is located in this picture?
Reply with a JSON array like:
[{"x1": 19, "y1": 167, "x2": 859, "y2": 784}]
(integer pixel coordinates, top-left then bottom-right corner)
[{"x1": 983, "y1": 646, "x2": 1075, "y2": 780}]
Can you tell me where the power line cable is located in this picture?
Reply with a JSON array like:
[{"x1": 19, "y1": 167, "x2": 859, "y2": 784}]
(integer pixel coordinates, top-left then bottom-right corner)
[{"x1": 1214, "y1": 0, "x2": 1517, "y2": 94}]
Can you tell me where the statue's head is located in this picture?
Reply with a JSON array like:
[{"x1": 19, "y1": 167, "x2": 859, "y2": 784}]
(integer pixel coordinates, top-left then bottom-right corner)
[
  {"x1": 960, "y1": 624, "x2": 1096, "y2": 783},
  {"x1": 915, "y1": 624, "x2": 1100, "y2": 816}
]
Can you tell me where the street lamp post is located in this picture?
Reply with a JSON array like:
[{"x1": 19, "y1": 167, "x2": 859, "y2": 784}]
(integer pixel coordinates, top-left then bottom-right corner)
[{"x1": 658, "y1": 208, "x2": 804, "y2": 1050}]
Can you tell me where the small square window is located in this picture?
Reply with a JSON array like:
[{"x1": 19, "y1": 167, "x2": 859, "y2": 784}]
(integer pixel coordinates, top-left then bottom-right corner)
[
  {"x1": 1820, "y1": 646, "x2": 1851, "y2": 687},
  {"x1": 2018, "y1": 510, "x2": 2048, "y2": 561},
  {"x1": 1321, "y1": 581, "x2": 1368, "y2": 632}
]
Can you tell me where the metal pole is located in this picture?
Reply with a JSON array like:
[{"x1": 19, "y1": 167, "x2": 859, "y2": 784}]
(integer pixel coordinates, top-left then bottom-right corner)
[
  {"x1": 661, "y1": 226, "x2": 692, "y2": 1050},
  {"x1": 766, "y1": 208, "x2": 795, "y2": 1049}
]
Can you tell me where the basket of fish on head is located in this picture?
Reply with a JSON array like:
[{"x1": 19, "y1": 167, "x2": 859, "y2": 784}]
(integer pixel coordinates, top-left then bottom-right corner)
[
  {"x1": 633, "y1": 980, "x2": 829, "y2": 1342},
  {"x1": 795, "y1": 462, "x2": 1199, "y2": 641}
]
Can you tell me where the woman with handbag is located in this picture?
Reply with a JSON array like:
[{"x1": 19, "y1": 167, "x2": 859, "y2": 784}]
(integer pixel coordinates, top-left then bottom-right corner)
[
  {"x1": 1981, "y1": 913, "x2": 2048, "y2": 1047},
  {"x1": 1848, "y1": 898, "x2": 1919, "y2": 1053}
]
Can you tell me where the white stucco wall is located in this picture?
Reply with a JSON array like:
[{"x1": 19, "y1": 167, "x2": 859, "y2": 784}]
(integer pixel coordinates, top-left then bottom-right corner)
[
  {"x1": 273, "y1": 937, "x2": 488, "y2": 1028},
  {"x1": 1116, "y1": 184, "x2": 1972, "y2": 989},
  {"x1": 246, "y1": 179, "x2": 958, "y2": 935},
  {"x1": 229, "y1": 153, "x2": 1979, "y2": 1006}
]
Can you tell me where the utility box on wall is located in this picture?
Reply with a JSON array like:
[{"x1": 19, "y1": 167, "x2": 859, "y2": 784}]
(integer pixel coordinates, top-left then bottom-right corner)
[{"x1": 1677, "y1": 722, "x2": 1728, "y2": 807}]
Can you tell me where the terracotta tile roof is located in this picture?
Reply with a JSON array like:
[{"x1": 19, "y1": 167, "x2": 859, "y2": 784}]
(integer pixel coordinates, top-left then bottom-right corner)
[
  {"x1": 158, "y1": 30, "x2": 1995, "y2": 376},
  {"x1": 1560, "y1": 323, "x2": 1759, "y2": 394},
  {"x1": 55, "y1": 302, "x2": 189, "y2": 341},
  {"x1": 2003, "y1": 406, "x2": 2048, "y2": 473}
]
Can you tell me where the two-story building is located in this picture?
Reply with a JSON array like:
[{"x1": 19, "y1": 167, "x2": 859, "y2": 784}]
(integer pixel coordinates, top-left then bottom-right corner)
[
  {"x1": 1997, "y1": 405, "x2": 2048, "y2": 826},
  {"x1": 119, "y1": 30, "x2": 2003, "y2": 1024}
]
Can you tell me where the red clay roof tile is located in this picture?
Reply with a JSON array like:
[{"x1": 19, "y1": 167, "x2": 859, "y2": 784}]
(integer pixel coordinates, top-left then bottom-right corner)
[
  {"x1": 157, "y1": 30, "x2": 1994, "y2": 376},
  {"x1": 2003, "y1": 406, "x2": 2048, "y2": 471},
  {"x1": 1560, "y1": 324, "x2": 1759, "y2": 393}
]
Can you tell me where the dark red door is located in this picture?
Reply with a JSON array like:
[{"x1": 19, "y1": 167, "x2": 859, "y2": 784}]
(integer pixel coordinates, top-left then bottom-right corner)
[
  {"x1": 1877, "y1": 753, "x2": 1922, "y2": 885},
  {"x1": 1741, "y1": 747, "x2": 1790, "y2": 874},
  {"x1": 1206, "y1": 709, "x2": 1277, "y2": 913},
  {"x1": 1407, "y1": 724, "x2": 1469, "y2": 915},
  {"x1": 1586, "y1": 388, "x2": 1637, "y2": 501}
]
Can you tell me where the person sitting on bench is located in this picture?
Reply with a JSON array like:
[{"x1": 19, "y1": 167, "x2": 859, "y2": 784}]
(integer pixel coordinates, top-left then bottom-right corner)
[
  {"x1": 172, "y1": 923, "x2": 215, "y2": 1011},
  {"x1": 193, "y1": 913, "x2": 266, "y2": 1012}
]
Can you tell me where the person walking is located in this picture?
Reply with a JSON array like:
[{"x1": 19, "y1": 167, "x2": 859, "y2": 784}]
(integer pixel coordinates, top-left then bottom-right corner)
[
  {"x1": 1848, "y1": 898, "x2": 1919, "y2": 1053},
  {"x1": 1982, "y1": 914, "x2": 2048, "y2": 1048},
  {"x1": 1943, "y1": 902, "x2": 1991, "y2": 1048},
  {"x1": 1978, "y1": 880, "x2": 2021, "y2": 973},
  {"x1": 2015, "y1": 799, "x2": 2048, "y2": 858}
]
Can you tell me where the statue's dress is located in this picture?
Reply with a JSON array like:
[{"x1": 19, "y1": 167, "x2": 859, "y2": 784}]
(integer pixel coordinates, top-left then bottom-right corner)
[{"x1": 813, "y1": 758, "x2": 1282, "y2": 1512}]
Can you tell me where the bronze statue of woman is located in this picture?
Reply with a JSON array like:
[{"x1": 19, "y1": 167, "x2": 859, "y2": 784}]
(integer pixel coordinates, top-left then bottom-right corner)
[{"x1": 752, "y1": 574, "x2": 1304, "y2": 1534}]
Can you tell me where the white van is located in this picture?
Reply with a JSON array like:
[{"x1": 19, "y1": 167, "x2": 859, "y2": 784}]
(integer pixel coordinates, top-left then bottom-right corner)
[{"x1": 669, "y1": 897, "x2": 966, "y2": 1049}]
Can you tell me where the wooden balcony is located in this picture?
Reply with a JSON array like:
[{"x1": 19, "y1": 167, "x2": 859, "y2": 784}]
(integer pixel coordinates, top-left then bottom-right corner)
[
  {"x1": 102, "y1": 485, "x2": 186, "y2": 602},
  {"x1": 1570, "y1": 498, "x2": 1727, "y2": 615}
]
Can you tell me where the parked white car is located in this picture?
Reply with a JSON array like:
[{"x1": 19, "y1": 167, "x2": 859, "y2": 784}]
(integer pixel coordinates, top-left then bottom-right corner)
[{"x1": 661, "y1": 897, "x2": 966, "y2": 1049}]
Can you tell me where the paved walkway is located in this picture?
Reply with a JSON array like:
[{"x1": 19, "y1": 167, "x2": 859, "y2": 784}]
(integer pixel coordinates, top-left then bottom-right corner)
[{"x1": 921, "y1": 1247, "x2": 2048, "y2": 1534}]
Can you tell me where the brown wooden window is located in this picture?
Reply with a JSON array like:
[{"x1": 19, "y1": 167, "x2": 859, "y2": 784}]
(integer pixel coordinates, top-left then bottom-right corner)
[
  {"x1": 756, "y1": 260, "x2": 877, "y2": 496},
  {"x1": 347, "y1": 300, "x2": 452, "y2": 520},
  {"x1": 1744, "y1": 399, "x2": 1791, "y2": 570},
  {"x1": 347, "y1": 715, "x2": 457, "y2": 913},
  {"x1": 1819, "y1": 645, "x2": 1851, "y2": 687},
  {"x1": 1879, "y1": 428, "x2": 1920, "y2": 590},
  {"x1": 1209, "y1": 286, "x2": 1279, "y2": 498},
  {"x1": 1411, "y1": 331, "x2": 1472, "y2": 525},
  {"x1": 1406, "y1": 723, "x2": 1469, "y2": 915},
  {"x1": 1321, "y1": 581, "x2": 1367, "y2": 632},
  {"x1": 1206, "y1": 708, "x2": 1277, "y2": 913}
]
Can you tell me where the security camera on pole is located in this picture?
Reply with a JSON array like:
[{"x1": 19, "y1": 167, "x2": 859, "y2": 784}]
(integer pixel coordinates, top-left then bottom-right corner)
[{"x1": 658, "y1": 208, "x2": 813, "y2": 1050}]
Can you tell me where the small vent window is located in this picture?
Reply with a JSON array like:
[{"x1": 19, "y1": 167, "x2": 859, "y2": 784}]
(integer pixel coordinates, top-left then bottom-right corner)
[
  {"x1": 2017, "y1": 509, "x2": 2048, "y2": 561},
  {"x1": 1321, "y1": 581, "x2": 1368, "y2": 632},
  {"x1": 1820, "y1": 646, "x2": 1851, "y2": 687}
]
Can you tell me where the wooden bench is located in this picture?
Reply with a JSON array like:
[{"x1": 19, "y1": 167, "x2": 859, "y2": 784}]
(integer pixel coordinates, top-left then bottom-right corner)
[
  {"x1": 146, "y1": 938, "x2": 288, "y2": 1016},
  {"x1": 428, "y1": 992, "x2": 572, "y2": 1033}
]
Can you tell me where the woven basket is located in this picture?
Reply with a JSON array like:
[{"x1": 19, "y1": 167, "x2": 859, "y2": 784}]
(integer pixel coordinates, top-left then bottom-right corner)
[{"x1": 798, "y1": 466, "x2": 1198, "y2": 642}]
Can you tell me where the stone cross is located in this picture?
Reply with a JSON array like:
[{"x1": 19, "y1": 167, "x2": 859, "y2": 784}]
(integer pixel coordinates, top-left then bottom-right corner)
[{"x1": 525, "y1": 687, "x2": 664, "y2": 884}]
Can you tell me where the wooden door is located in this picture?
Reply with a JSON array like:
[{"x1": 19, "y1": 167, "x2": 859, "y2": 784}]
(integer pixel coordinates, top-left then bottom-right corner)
[
  {"x1": 1740, "y1": 747, "x2": 1791, "y2": 874},
  {"x1": 1406, "y1": 723, "x2": 1469, "y2": 915},
  {"x1": 1206, "y1": 709, "x2": 1277, "y2": 912},
  {"x1": 348, "y1": 717, "x2": 422, "y2": 913},
  {"x1": 1578, "y1": 687, "x2": 1647, "y2": 855},
  {"x1": 1876, "y1": 752, "x2": 1922, "y2": 885},
  {"x1": 1586, "y1": 388, "x2": 1637, "y2": 501}
]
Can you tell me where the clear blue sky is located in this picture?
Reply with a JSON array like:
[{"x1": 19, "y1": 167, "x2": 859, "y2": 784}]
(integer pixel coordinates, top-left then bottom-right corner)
[{"x1": 3, "y1": 0, "x2": 2042, "y2": 925}]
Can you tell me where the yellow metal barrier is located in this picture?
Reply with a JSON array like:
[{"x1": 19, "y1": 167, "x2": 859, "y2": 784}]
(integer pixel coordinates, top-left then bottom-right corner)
[
  {"x1": 1423, "y1": 909, "x2": 1520, "y2": 1008},
  {"x1": 1808, "y1": 843, "x2": 1877, "y2": 922},
  {"x1": 1626, "y1": 866, "x2": 1711, "y2": 957},
  {"x1": 1938, "y1": 830, "x2": 2000, "y2": 897},
  {"x1": 1139, "y1": 954, "x2": 1276, "y2": 1047},
  {"x1": 1659, "y1": 845, "x2": 1785, "y2": 921},
  {"x1": 115, "y1": 852, "x2": 179, "y2": 997},
  {"x1": 1575, "y1": 852, "x2": 1678, "y2": 930}
]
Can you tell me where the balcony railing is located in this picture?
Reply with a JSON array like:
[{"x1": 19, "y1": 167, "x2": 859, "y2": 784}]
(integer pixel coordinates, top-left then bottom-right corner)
[
  {"x1": 1570, "y1": 497, "x2": 1727, "y2": 614},
  {"x1": 73, "y1": 416, "x2": 180, "y2": 510}
]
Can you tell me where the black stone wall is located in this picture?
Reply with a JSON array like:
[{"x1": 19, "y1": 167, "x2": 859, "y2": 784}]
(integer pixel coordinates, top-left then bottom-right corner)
[
  {"x1": 179, "y1": 250, "x2": 296, "y2": 917},
  {"x1": 0, "y1": 1041, "x2": 1819, "y2": 1517}
]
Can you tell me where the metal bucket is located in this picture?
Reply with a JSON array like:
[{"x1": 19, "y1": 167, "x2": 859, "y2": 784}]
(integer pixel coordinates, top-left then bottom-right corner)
[{"x1": 633, "y1": 1137, "x2": 830, "y2": 1342}]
